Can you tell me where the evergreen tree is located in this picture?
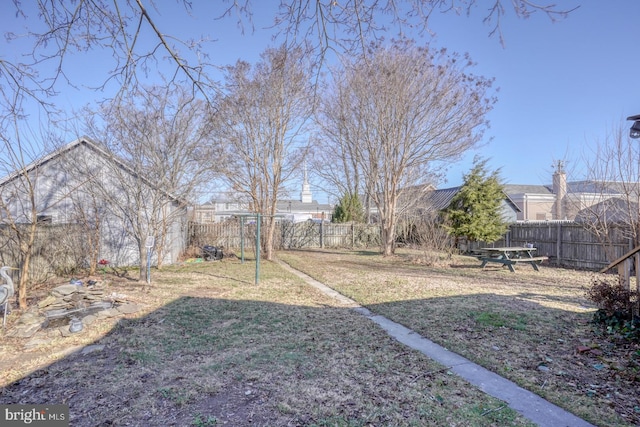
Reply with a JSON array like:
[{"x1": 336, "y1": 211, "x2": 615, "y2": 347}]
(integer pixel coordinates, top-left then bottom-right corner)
[
  {"x1": 332, "y1": 193, "x2": 365, "y2": 223},
  {"x1": 445, "y1": 158, "x2": 508, "y2": 243}
]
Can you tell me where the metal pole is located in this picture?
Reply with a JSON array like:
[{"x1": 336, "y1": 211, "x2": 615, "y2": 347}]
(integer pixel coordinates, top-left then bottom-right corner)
[
  {"x1": 145, "y1": 236, "x2": 154, "y2": 285},
  {"x1": 240, "y1": 216, "x2": 245, "y2": 264},
  {"x1": 255, "y1": 213, "x2": 261, "y2": 285}
]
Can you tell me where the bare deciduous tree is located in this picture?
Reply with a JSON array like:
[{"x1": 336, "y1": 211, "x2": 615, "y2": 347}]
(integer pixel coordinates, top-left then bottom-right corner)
[
  {"x1": 2, "y1": 1, "x2": 575, "y2": 128},
  {"x1": 212, "y1": 45, "x2": 314, "y2": 260},
  {"x1": 0, "y1": 0, "x2": 574, "y2": 303},
  {"x1": 270, "y1": 0, "x2": 577, "y2": 64},
  {"x1": 574, "y1": 124, "x2": 640, "y2": 292},
  {"x1": 317, "y1": 39, "x2": 495, "y2": 256},
  {"x1": 0, "y1": 126, "x2": 68, "y2": 308},
  {"x1": 83, "y1": 85, "x2": 214, "y2": 279}
]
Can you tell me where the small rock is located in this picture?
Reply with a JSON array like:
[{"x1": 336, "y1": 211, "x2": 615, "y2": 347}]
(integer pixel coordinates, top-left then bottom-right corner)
[
  {"x1": 51, "y1": 284, "x2": 82, "y2": 296},
  {"x1": 110, "y1": 292, "x2": 128, "y2": 302},
  {"x1": 83, "y1": 314, "x2": 97, "y2": 325},
  {"x1": 576, "y1": 346, "x2": 591, "y2": 354},
  {"x1": 97, "y1": 308, "x2": 121, "y2": 318},
  {"x1": 37, "y1": 295, "x2": 58, "y2": 308},
  {"x1": 10, "y1": 317, "x2": 44, "y2": 338},
  {"x1": 537, "y1": 365, "x2": 551, "y2": 373}
]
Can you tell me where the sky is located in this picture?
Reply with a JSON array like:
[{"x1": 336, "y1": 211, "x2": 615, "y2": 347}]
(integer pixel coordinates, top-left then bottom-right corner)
[
  {"x1": 426, "y1": 1, "x2": 640, "y2": 188},
  {"x1": 2, "y1": 1, "x2": 639, "y2": 202}
]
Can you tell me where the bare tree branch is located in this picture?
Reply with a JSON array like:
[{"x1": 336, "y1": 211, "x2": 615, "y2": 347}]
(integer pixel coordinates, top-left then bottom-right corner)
[{"x1": 317, "y1": 39, "x2": 496, "y2": 255}]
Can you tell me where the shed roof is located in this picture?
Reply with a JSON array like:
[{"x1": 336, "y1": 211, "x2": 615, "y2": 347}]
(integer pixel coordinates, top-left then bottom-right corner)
[{"x1": 0, "y1": 136, "x2": 183, "y2": 203}]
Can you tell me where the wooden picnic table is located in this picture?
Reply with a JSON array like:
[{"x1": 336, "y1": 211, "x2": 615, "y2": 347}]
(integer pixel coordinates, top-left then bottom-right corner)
[{"x1": 479, "y1": 247, "x2": 548, "y2": 272}]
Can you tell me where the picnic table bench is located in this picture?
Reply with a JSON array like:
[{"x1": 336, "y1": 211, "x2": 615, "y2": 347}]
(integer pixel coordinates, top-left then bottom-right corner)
[{"x1": 478, "y1": 247, "x2": 548, "y2": 272}]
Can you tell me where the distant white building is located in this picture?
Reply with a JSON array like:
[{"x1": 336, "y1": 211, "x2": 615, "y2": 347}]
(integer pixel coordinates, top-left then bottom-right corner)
[
  {"x1": 193, "y1": 164, "x2": 333, "y2": 222},
  {"x1": 277, "y1": 164, "x2": 332, "y2": 222}
]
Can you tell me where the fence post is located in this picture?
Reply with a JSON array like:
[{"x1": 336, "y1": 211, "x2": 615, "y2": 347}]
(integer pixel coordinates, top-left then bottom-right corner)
[
  {"x1": 255, "y1": 214, "x2": 260, "y2": 285},
  {"x1": 240, "y1": 216, "x2": 245, "y2": 264},
  {"x1": 351, "y1": 223, "x2": 355, "y2": 249},
  {"x1": 556, "y1": 222, "x2": 561, "y2": 266},
  {"x1": 635, "y1": 253, "x2": 640, "y2": 317}
]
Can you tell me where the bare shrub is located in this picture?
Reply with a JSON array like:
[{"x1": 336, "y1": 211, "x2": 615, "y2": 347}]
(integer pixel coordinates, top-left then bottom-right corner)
[
  {"x1": 586, "y1": 277, "x2": 637, "y2": 316},
  {"x1": 397, "y1": 213, "x2": 456, "y2": 265}
]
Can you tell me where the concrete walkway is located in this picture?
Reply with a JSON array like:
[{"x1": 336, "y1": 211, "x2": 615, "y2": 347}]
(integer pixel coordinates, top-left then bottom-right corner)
[{"x1": 277, "y1": 260, "x2": 596, "y2": 427}]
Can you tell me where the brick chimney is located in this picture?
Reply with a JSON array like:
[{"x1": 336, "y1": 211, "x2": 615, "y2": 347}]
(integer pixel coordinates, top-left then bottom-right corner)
[{"x1": 552, "y1": 161, "x2": 567, "y2": 220}]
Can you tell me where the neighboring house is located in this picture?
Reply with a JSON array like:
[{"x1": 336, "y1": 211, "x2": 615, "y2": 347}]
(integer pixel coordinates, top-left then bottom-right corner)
[
  {"x1": 418, "y1": 186, "x2": 521, "y2": 223},
  {"x1": 574, "y1": 197, "x2": 640, "y2": 224},
  {"x1": 504, "y1": 163, "x2": 639, "y2": 221},
  {"x1": 193, "y1": 166, "x2": 333, "y2": 223},
  {"x1": 503, "y1": 184, "x2": 556, "y2": 221},
  {"x1": 192, "y1": 193, "x2": 251, "y2": 223},
  {"x1": 275, "y1": 199, "x2": 333, "y2": 223},
  {"x1": 0, "y1": 137, "x2": 187, "y2": 266}
]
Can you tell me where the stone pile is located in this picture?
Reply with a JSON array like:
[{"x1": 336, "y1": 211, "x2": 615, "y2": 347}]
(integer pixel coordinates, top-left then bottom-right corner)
[
  {"x1": 38, "y1": 282, "x2": 115, "y2": 315},
  {"x1": 8, "y1": 281, "x2": 141, "y2": 339}
]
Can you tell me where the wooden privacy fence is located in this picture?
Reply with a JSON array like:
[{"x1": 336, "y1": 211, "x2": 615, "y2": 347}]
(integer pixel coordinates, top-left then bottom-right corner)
[
  {"x1": 0, "y1": 223, "x2": 89, "y2": 282},
  {"x1": 189, "y1": 219, "x2": 631, "y2": 271},
  {"x1": 187, "y1": 221, "x2": 381, "y2": 251},
  {"x1": 478, "y1": 221, "x2": 631, "y2": 271}
]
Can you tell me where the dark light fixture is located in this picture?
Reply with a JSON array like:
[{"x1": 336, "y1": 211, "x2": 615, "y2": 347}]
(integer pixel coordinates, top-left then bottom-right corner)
[{"x1": 627, "y1": 114, "x2": 640, "y2": 139}]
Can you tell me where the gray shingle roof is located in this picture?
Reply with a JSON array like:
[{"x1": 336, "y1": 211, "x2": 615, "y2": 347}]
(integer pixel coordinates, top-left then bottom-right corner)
[
  {"x1": 423, "y1": 187, "x2": 461, "y2": 211},
  {"x1": 421, "y1": 186, "x2": 521, "y2": 213}
]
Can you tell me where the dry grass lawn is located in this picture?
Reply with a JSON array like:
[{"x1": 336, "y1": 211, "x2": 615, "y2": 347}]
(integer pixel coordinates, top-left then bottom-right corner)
[
  {"x1": 1, "y1": 252, "x2": 535, "y2": 427},
  {"x1": 278, "y1": 248, "x2": 640, "y2": 427},
  {"x1": 0, "y1": 247, "x2": 637, "y2": 426}
]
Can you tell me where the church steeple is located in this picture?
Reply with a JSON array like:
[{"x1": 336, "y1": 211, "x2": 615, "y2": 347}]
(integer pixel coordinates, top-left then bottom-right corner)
[{"x1": 301, "y1": 161, "x2": 313, "y2": 203}]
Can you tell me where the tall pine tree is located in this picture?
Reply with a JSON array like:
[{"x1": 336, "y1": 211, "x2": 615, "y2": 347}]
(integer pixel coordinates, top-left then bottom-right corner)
[{"x1": 445, "y1": 158, "x2": 508, "y2": 244}]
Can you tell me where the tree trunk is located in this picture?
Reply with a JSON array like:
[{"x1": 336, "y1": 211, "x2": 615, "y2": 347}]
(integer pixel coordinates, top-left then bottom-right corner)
[
  {"x1": 18, "y1": 223, "x2": 37, "y2": 309},
  {"x1": 265, "y1": 216, "x2": 277, "y2": 261},
  {"x1": 138, "y1": 242, "x2": 147, "y2": 282},
  {"x1": 18, "y1": 260, "x2": 30, "y2": 309},
  {"x1": 381, "y1": 222, "x2": 396, "y2": 256}
]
